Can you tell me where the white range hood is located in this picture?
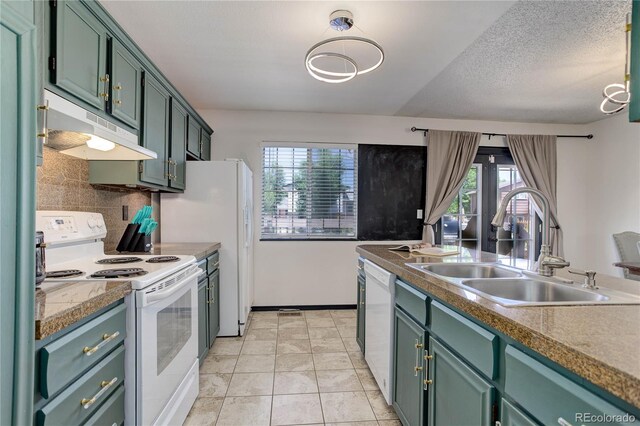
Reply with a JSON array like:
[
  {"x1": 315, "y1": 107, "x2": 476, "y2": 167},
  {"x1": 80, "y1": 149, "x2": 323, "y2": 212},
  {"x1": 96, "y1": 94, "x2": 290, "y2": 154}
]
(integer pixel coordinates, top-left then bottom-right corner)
[{"x1": 43, "y1": 90, "x2": 157, "y2": 161}]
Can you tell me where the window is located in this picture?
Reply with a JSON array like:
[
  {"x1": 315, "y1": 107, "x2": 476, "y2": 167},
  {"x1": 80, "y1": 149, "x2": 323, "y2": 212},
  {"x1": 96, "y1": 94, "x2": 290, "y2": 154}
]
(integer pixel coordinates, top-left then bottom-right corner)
[
  {"x1": 261, "y1": 145, "x2": 357, "y2": 239},
  {"x1": 441, "y1": 165, "x2": 482, "y2": 251}
]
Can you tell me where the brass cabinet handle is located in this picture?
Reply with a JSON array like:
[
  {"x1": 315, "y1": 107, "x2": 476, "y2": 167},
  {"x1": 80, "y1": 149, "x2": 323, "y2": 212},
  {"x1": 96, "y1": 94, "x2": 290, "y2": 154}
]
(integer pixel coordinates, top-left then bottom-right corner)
[
  {"x1": 424, "y1": 354, "x2": 433, "y2": 360},
  {"x1": 81, "y1": 377, "x2": 118, "y2": 409},
  {"x1": 423, "y1": 350, "x2": 432, "y2": 390},
  {"x1": 113, "y1": 83, "x2": 123, "y2": 106},
  {"x1": 414, "y1": 339, "x2": 422, "y2": 376},
  {"x1": 99, "y1": 74, "x2": 110, "y2": 101},
  {"x1": 37, "y1": 101, "x2": 49, "y2": 142},
  {"x1": 424, "y1": 379, "x2": 433, "y2": 385},
  {"x1": 83, "y1": 331, "x2": 120, "y2": 356}
]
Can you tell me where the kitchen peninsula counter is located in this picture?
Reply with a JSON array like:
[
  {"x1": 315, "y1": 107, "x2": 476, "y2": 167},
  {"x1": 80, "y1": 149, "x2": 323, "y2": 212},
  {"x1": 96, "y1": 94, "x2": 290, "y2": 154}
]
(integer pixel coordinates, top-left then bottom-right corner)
[{"x1": 357, "y1": 244, "x2": 640, "y2": 409}]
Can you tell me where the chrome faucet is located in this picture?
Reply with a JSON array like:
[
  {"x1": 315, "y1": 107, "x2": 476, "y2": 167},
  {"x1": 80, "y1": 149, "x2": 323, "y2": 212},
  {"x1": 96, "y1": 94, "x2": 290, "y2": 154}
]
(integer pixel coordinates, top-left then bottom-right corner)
[{"x1": 491, "y1": 187, "x2": 569, "y2": 277}]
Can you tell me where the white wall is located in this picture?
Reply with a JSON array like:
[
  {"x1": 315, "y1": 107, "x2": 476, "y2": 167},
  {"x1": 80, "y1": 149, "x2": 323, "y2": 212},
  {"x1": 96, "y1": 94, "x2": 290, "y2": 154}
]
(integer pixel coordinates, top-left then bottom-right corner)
[{"x1": 196, "y1": 109, "x2": 602, "y2": 306}]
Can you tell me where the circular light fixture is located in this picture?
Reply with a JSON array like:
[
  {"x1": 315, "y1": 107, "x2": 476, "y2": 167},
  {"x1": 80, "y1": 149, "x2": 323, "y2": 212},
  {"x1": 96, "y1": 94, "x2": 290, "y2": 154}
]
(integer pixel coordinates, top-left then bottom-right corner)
[
  {"x1": 329, "y1": 10, "x2": 353, "y2": 31},
  {"x1": 306, "y1": 52, "x2": 358, "y2": 83},
  {"x1": 600, "y1": 13, "x2": 631, "y2": 115}
]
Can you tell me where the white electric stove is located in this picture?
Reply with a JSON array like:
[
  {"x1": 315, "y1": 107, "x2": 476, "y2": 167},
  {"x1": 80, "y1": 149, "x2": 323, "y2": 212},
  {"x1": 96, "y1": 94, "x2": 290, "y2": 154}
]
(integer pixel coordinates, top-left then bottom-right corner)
[{"x1": 37, "y1": 211, "x2": 202, "y2": 426}]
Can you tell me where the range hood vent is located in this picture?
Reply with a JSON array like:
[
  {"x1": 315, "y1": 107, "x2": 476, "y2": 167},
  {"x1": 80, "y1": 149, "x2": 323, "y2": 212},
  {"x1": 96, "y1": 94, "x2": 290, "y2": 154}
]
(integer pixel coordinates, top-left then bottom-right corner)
[{"x1": 43, "y1": 90, "x2": 157, "y2": 161}]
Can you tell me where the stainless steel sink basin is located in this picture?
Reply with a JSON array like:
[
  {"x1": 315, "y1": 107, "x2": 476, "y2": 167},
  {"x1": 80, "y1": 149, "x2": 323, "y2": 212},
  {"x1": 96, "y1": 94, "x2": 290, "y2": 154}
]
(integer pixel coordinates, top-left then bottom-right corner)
[
  {"x1": 411, "y1": 263, "x2": 522, "y2": 279},
  {"x1": 461, "y1": 279, "x2": 609, "y2": 303}
]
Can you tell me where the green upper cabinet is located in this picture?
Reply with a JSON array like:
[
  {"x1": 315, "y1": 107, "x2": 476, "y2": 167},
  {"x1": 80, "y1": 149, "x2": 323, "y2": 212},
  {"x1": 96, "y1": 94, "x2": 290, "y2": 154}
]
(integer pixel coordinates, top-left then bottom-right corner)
[
  {"x1": 110, "y1": 38, "x2": 141, "y2": 128},
  {"x1": 169, "y1": 100, "x2": 188, "y2": 190},
  {"x1": 200, "y1": 130, "x2": 211, "y2": 161},
  {"x1": 140, "y1": 73, "x2": 170, "y2": 186},
  {"x1": 187, "y1": 119, "x2": 201, "y2": 158},
  {"x1": 630, "y1": 0, "x2": 640, "y2": 122},
  {"x1": 53, "y1": 0, "x2": 107, "y2": 110}
]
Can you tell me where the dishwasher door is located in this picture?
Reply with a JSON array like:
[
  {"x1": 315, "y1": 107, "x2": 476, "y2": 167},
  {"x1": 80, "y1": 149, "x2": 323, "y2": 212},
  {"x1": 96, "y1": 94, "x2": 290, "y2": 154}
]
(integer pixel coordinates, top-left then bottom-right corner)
[{"x1": 364, "y1": 259, "x2": 396, "y2": 404}]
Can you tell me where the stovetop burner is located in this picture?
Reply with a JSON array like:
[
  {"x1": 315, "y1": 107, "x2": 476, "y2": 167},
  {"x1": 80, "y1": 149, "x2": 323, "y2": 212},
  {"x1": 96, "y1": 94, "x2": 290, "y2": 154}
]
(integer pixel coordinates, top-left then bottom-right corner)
[
  {"x1": 90, "y1": 268, "x2": 148, "y2": 279},
  {"x1": 46, "y1": 269, "x2": 84, "y2": 279},
  {"x1": 96, "y1": 257, "x2": 144, "y2": 265},
  {"x1": 146, "y1": 256, "x2": 180, "y2": 263}
]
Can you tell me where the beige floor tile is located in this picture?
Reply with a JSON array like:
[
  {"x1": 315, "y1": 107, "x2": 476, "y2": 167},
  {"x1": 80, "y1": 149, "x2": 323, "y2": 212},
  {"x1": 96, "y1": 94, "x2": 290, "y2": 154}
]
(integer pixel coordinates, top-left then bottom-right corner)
[
  {"x1": 226, "y1": 372, "x2": 274, "y2": 396},
  {"x1": 342, "y1": 338, "x2": 361, "y2": 352},
  {"x1": 200, "y1": 355, "x2": 238, "y2": 374},
  {"x1": 241, "y1": 340, "x2": 277, "y2": 355},
  {"x1": 210, "y1": 338, "x2": 243, "y2": 355},
  {"x1": 378, "y1": 420, "x2": 402, "y2": 425},
  {"x1": 251, "y1": 318, "x2": 279, "y2": 329},
  {"x1": 234, "y1": 354, "x2": 276, "y2": 373},
  {"x1": 273, "y1": 371, "x2": 318, "y2": 394},
  {"x1": 304, "y1": 310, "x2": 333, "y2": 318},
  {"x1": 184, "y1": 397, "x2": 224, "y2": 426},
  {"x1": 320, "y1": 391, "x2": 376, "y2": 423},
  {"x1": 316, "y1": 369, "x2": 364, "y2": 392},
  {"x1": 278, "y1": 318, "x2": 307, "y2": 328},
  {"x1": 313, "y1": 352, "x2": 353, "y2": 370},
  {"x1": 278, "y1": 327, "x2": 309, "y2": 340},
  {"x1": 199, "y1": 373, "x2": 232, "y2": 397},
  {"x1": 366, "y1": 390, "x2": 399, "y2": 420},
  {"x1": 325, "y1": 422, "x2": 379, "y2": 426},
  {"x1": 244, "y1": 327, "x2": 278, "y2": 341},
  {"x1": 348, "y1": 351, "x2": 368, "y2": 369},
  {"x1": 330, "y1": 310, "x2": 357, "y2": 318},
  {"x1": 216, "y1": 396, "x2": 272, "y2": 426},
  {"x1": 277, "y1": 339, "x2": 312, "y2": 354},
  {"x1": 251, "y1": 311, "x2": 278, "y2": 319},
  {"x1": 308, "y1": 327, "x2": 341, "y2": 339},
  {"x1": 271, "y1": 394, "x2": 324, "y2": 425},
  {"x1": 306, "y1": 318, "x2": 336, "y2": 328},
  {"x1": 355, "y1": 369, "x2": 379, "y2": 391},
  {"x1": 333, "y1": 317, "x2": 357, "y2": 327},
  {"x1": 275, "y1": 353, "x2": 315, "y2": 372},
  {"x1": 337, "y1": 326, "x2": 357, "y2": 338},
  {"x1": 310, "y1": 338, "x2": 346, "y2": 353}
]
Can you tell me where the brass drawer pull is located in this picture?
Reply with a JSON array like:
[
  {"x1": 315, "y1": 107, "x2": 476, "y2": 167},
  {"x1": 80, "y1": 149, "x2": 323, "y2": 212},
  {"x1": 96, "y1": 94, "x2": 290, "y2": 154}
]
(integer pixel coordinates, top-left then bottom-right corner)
[
  {"x1": 83, "y1": 331, "x2": 120, "y2": 356},
  {"x1": 81, "y1": 377, "x2": 118, "y2": 409},
  {"x1": 414, "y1": 366, "x2": 423, "y2": 372},
  {"x1": 424, "y1": 379, "x2": 433, "y2": 385},
  {"x1": 99, "y1": 74, "x2": 110, "y2": 101}
]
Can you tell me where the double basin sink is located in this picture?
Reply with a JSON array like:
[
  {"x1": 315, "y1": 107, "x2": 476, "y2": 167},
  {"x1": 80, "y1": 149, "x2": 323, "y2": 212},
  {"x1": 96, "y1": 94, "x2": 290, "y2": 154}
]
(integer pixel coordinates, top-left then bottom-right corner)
[{"x1": 406, "y1": 263, "x2": 640, "y2": 307}]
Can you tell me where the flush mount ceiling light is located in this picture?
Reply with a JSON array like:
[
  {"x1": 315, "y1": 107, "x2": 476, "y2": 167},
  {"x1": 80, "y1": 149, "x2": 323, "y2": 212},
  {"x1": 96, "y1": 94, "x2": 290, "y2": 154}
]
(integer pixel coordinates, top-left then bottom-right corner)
[
  {"x1": 305, "y1": 10, "x2": 384, "y2": 84},
  {"x1": 600, "y1": 13, "x2": 632, "y2": 115}
]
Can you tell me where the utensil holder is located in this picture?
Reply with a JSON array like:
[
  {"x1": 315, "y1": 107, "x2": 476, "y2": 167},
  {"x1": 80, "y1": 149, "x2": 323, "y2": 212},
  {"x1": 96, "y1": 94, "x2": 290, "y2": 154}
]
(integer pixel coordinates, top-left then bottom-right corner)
[
  {"x1": 129, "y1": 233, "x2": 152, "y2": 252},
  {"x1": 116, "y1": 224, "x2": 140, "y2": 252}
]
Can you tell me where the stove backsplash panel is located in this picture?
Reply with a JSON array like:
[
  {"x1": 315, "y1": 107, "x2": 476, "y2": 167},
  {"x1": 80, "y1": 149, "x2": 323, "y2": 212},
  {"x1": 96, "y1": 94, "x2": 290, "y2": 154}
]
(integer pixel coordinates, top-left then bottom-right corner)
[{"x1": 37, "y1": 147, "x2": 152, "y2": 251}]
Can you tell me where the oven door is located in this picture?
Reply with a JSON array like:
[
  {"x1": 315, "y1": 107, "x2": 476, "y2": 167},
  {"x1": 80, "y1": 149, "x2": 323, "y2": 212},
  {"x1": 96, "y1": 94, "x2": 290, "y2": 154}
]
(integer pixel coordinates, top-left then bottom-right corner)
[{"x1": 136, "y1": 266, "x2": 200, "y2": 425}]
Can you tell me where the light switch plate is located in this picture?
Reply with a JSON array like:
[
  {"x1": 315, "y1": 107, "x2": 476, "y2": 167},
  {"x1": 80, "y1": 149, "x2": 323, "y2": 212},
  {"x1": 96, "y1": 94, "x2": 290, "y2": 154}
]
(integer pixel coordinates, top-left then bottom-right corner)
[{"x1": 417, "y1": 209, "x2": 423, "y2": 219}]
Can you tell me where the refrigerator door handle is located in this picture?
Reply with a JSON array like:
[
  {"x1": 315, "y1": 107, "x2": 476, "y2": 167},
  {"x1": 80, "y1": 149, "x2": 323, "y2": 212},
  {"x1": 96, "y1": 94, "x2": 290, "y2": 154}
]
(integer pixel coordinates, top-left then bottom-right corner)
[{"x1": 244, "y1": 206, "x2": 252, "y2": 247}]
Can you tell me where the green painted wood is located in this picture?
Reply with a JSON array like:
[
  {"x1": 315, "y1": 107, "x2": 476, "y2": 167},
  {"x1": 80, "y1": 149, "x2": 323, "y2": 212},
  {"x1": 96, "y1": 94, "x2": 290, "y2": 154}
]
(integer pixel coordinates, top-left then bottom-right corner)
[
  {"x1": 39, "y1": 303, "x2": 126, "y2": 399},
  {"x1": 2, "y1": 0, "x2": 33, "y2": 22},
  {"x1": 208, "y1": 269, "x2": 220, "y2": 346},
  {"x1": 0, "y1": 5, "x2": 36, "y2": 425},
  {"x1": 36, "y1": 345, "x2": 124, "y2": 426},
  {"x1": 356, "y1": 274, "x2": 366, "y2": 353},
  {"x1": 187, "y1": 119, "x2": 201, "y2": 158},
  {"x1": 430, "y1": 301, "x2": 498, "y2": 379},
  {"x1": 206, "y1": 251, "x2": 219, "y2": 275},
  {"x1": 83, "y1": 384, "x2": 125, "y2": 426},
  {"x1": 140, "y1": 72, "x2": 170, "y2": 186},
  {"x1": 197, "y1": 278, "x2": 209, "y2": 365},
  {"x1": 110, "y1": 37, "x2": 141, "y2": 128},
  {"x1": 54, "y1": 0, "x2": 107, "y2": 109},
  {"x1": 169, "y1": 100, "x2": 188, "y2": 190},
  {"x1": 392, "y1": 307, "x2": 427, "y2": 426},
  {"x1": 501, "y1": 399, "x2": 540, "y2": 426},
  {"x1": 428, "y1": 337, "x2": 495, "y2": 426},
  {"x1": 630, "y1": 1, "x2": 640, "y2": 122},
  {"x1": 505, "y1": 345, "x2": 639, "y2": 426},
  {"x1": 395, "y1": 279, "x2": 428, "y2": 326},
  {"x1": 200, "y1": 130, "x2": 212, "y2": 161}
]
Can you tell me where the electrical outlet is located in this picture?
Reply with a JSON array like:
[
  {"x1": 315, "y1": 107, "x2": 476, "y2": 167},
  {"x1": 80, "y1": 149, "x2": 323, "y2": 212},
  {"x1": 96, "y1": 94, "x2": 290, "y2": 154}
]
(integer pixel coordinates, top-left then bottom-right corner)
[{"x1": 122, "y1": 205, "x2": 129, "y2": 221}]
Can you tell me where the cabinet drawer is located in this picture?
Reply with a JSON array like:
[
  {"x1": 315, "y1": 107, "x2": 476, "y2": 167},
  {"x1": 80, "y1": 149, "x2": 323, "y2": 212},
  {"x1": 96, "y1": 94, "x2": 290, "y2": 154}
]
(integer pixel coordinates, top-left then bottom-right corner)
[
  {"x1": 83, "y1": 385, "x2": 125, "y2": 426},
  {"x1": 430, "y1": 301, "x2": 497, "y2": 379},
  {"x1": 505, "y1": 346, "x2": 637, "y2": 426},
  {"x1": 36, "y1": 345, "x2": 125, "y2": 426},
  {"x1": 207, "y1": 251, "x2": 219, "y2": 275},
  {"x1": 40, "y1": 303, "x2": 126, "y2": 398},
  {"x1": 394, "y1": 280, "x2": 428, "y2": 325}
]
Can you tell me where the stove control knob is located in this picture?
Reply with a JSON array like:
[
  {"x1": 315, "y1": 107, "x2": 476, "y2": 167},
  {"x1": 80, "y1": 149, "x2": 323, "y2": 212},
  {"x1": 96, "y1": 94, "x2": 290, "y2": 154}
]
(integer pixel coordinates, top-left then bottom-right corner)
[
  {"x1": 97, "y1": 220, "x2": 105, "y2": 229},
  {"x1": 88, "y1": 219, "x2": 97, "y2": 229}
]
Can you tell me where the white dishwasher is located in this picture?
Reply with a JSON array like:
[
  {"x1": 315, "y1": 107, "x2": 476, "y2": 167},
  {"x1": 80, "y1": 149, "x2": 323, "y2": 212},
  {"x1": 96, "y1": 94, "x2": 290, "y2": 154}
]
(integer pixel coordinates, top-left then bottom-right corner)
[{"x1": 364, "y1": 259, "x2": 396, "y2": 404}]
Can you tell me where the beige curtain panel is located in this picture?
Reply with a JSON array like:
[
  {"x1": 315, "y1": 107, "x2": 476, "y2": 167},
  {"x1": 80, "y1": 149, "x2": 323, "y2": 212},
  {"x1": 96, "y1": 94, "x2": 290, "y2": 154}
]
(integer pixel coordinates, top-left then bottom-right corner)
[
  {"x1": 506, "y1": 134, "x2": 563, "y2": 256},
  {"x1": 422, "y1": 130, "x2": 481, "y2": 243}
]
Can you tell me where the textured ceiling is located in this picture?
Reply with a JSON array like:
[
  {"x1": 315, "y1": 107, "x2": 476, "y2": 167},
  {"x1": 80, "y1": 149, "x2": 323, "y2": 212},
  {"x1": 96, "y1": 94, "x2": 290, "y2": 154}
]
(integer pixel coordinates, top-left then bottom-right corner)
[{"x1": 100, "y1": 0, "x2": 630, "y2": 124}]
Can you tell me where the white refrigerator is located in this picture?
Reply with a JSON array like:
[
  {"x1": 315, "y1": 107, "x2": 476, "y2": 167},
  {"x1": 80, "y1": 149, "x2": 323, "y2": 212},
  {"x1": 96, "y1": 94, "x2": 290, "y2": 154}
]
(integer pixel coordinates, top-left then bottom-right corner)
[{"x1": 161, "y1": 159, "x2": 254, "y2": 336}]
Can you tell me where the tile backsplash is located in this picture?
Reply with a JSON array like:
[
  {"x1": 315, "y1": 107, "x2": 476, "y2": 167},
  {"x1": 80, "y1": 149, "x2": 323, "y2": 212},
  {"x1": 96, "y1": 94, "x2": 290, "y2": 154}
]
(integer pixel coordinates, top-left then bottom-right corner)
[{"x1": 37, "y1": 147, "x2": 152, "y2": 251}]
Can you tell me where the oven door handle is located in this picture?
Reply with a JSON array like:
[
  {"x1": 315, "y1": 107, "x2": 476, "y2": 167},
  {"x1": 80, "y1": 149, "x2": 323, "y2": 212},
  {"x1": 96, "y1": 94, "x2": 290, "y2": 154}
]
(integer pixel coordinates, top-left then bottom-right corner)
[{"x1": 142, "y1": 268, "x2": 203, "y2": 306}]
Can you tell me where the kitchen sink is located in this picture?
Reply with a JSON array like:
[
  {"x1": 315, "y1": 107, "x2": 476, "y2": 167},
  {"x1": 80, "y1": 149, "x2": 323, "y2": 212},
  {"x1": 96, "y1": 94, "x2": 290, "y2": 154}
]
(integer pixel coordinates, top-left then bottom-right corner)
[{"x1": 409, "y1": 263, "x2": 522, "y2": 279}]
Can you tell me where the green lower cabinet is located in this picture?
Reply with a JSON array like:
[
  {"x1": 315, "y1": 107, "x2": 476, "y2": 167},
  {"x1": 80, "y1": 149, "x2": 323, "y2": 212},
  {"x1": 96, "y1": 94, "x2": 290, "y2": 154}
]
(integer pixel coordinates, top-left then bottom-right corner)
[
  {"x1": 428, "y1": 337, "x2": 495, "y2": 426},
  {"x1": 208, "y1": 269, "x2": 220, "y2": 347},
  {"x1": 500, "y1": 399, "x2": 539, "y2": 426},
  {"x1": 198, "y1": 277, "x2": 209, "y2": 364},
  {"x1": 356, "y1": 273, "x2": 365, "y2": 352},
  {"x1": 393, "y1": 307, "x2": 427, "y2": 426}
]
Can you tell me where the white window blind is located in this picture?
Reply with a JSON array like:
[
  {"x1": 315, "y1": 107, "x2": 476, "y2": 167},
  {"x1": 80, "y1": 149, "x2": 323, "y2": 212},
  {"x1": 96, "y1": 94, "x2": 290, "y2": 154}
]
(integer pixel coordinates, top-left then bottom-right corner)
[{"x1": 261, "y1": 145, "x2": 357, "y2": 239}]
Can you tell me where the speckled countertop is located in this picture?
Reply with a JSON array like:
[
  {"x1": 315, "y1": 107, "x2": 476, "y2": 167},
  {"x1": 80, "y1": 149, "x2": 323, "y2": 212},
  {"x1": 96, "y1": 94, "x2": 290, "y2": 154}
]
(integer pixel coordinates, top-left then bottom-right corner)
[
  {"x1": 110, "y1": 242, "x2": 220, "y2": 260},
  {"x1": 357, "y1": 244, "x2": 640, "y2": 408},
  {"x1": 35, "y1": 280, "x2": 131, "y2": 340}
]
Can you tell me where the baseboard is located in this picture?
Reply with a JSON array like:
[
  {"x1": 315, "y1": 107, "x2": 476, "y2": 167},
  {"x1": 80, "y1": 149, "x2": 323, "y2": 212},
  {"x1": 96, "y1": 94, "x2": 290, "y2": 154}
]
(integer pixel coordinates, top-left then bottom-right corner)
[{"x1": 251, "y1": 304, "x2": 357, "y2": 312}]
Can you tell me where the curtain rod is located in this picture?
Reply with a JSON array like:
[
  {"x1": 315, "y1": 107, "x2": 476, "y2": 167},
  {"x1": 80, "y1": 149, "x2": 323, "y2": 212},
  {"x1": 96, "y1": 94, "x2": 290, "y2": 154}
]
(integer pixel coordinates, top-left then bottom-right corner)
[{"x1": 410, "y1": 127, "x2": 593, "y2": 140}]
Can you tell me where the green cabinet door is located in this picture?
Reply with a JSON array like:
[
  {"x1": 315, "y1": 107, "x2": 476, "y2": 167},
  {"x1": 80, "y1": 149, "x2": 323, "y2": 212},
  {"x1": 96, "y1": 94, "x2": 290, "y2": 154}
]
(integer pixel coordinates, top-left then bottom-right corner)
[
  {"x1": 110, "y1": 38, "x2": 141, "y2": 129},
  {"x1": 208, "y1": 270, "x2": 220, "y2": 346},
  {"x1": 187, "y1": 119, "x2": 200, "y2": 158},
  {"x1": 393, "y1": 307, "x2": 427, "y2": 426},
  {"x1": 428, "y1": 337, "x2": 495, "y2": 426},
  {"x1": 200, "y1": 130, "x2": 211, "y2": 160},
  {"x1": 356, "y1": 274, "x2": 365, "y2": 353},
  {"x1": 198, "y1": 278, "x2": 209, "y2": 364},
  {"x1": 501, "y1": 399, "x2": 539, "y2": 426},
  {"x1": 140, "y1": 73, "x2": 169, "y2": 186},
  {"x1": 169, "y1": 100, "x2": 187, "y2": 190},
  {"x1": 53, "y1": 0, "x2": 107, "y2": 109}
]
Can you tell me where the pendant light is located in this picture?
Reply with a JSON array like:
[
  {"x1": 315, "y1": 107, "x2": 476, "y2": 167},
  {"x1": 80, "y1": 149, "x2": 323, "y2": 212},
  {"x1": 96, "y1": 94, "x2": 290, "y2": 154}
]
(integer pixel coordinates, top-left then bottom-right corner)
[{"x1": 600, "y1": 13, "x2": 632, "y2": 115}]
